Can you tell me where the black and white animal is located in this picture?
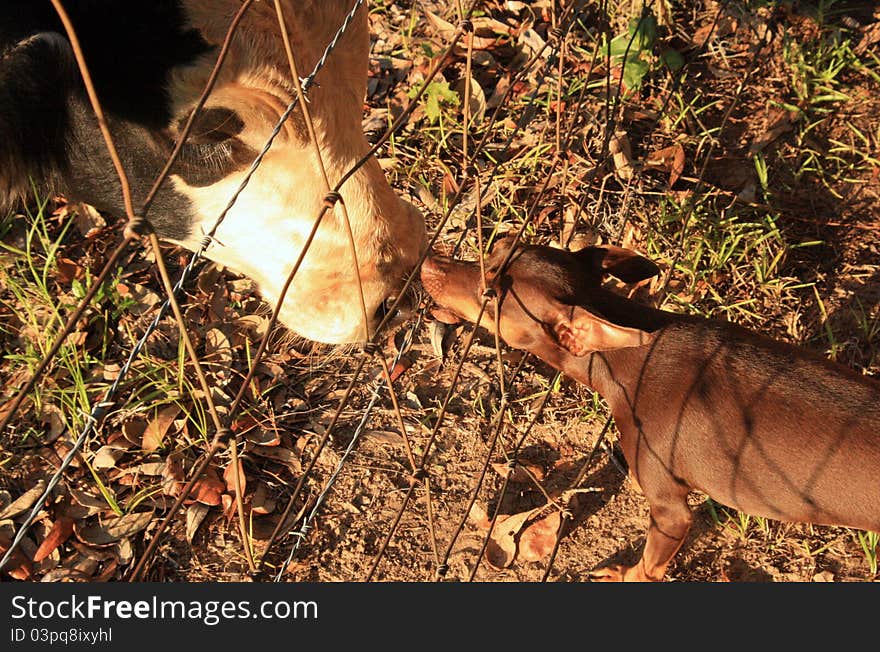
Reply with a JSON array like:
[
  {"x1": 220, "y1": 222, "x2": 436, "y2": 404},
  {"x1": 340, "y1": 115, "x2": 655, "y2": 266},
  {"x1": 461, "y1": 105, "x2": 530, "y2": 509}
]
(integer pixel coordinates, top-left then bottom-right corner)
[{"x1": 1, "y1": 0, "x2": 425, "y2": 343}]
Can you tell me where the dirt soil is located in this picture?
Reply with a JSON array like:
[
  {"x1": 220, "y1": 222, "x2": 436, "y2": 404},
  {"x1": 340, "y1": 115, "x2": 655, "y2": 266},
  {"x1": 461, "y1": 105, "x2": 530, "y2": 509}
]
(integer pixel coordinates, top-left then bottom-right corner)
[{"x1": 1, "y1": 0, "x2": 879, "y2": 583}]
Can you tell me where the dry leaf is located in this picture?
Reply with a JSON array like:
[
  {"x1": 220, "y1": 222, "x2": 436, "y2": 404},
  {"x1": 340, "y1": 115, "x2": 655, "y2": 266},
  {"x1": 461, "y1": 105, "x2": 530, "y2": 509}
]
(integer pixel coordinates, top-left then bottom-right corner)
[
  {"x1": 644, "y1": 143, "x2": 685, "y2": 187},
  {"x1": 188, "y1": 469, "x2": 225, "y2": 506},
  {"x1": 115, "y1": 283, "x2": 160, "y2": 316},
  {"x1": 518, "y1": 511, "x2": 561, "y2": 562},
  {"x1": 70, "y1": 202, "x2": 106, "y2": 237},
  {"x1": 223, "y1": 459, "x2": 246, "y2": 496},
  {"x1": 364, "y1": 430, "x2": 405, "y2": 446},
  {"x1": 454, "y1": 76, "x2": 487, "y2": 122},
  {"x1": 39, "y1": 404, "x2": 66, "y2": 443},
  {"x1": 485, "y1": 518, "x2": 518, "y2": 570},
  {"x1": 233, "y1": 314, "x2": 269, "y2": 343},
  {"x1": 55, "y1": 257, "x2": 84, "y2": 284},
  {"x1": 93, "y1": 445, "x2": 125, "y2": 470},
  {"x1": 68, "y1": 487, "x2": 110, "y2": 511},
  {"x1": 490, "y1": 460, "x2": 545, "y2": 484},
  {"x1": 609, "y1": 130, "x2": 636, "y2": 181},
  {"x1": 33, "y1": 517, "x2": 75, "y2": 562},
  {"x1": 485, "y1": 508, "x2": 540, "y2": 570},
  {"x1": 425, "y1": 12, "x2": 510, "y2": 51},
  {"x1": 252, "y1": 484, "x2": 276, "y2": 516},
  {"x1": 855, "y1": 21, "x2": 880, "y2": 55},
  {"x1": 121, "y1": 418, "x2": 147, "y2": 446},
  {"x1": 0, "y1": 535, "x2": 32, "y2": 579},
  {"x1": 142, "y1": 405, "x2": 180, "y2": 452},
  {"x1": 186, "y1": 503, "x2": 210, "y2": 543},
  {"x1": 75, "y1": 511, "x2": 153, "y2": 546},
  {"x1": 205, "y1": 328, "x2": 233, "y2": 380},
  {"x1": 161, "y1": 455, "x2": 185, "y2": 498},
  {"x1": 0, "y1": 479, "x2": 47, "y2": 520},
  {"x1": 812, "y1": 570, "x2": 835, "y2": 582},
  {"x1": 429, "y1": 320, "x2": 448, "y2": 358},
  {"x1": 387, "y1": 356, "x2": 413, "y2": 383},
  {"x1": 749, "y1": 107, "x2": 799, "y2": 155},
  {"x1": 468, "y1": 503, "x2": 492, "y2": 530},
  {"x1": 248, "y1": 445, "x2": 302, "y2": 473}
]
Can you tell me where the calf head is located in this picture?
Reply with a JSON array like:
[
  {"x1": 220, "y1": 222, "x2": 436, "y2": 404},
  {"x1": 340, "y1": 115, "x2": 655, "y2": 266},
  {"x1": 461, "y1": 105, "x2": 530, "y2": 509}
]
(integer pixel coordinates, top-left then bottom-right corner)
[
  {"x1": 0, "y1": 1, "x2": 425, "y2": 343},
  {"x1": 420, "y1": 238, "x2": 660, "y2": 364}
]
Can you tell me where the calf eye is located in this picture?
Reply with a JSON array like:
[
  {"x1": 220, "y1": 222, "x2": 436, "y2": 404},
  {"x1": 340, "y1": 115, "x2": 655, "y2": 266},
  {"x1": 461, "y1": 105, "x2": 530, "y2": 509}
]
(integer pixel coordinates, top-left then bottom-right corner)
[
  {"x1": 170, "y1": 107, "x2": 255, "y2": 186},
  {"x1": 181, "y1": 107, "x2": 244, "y2": 144}
]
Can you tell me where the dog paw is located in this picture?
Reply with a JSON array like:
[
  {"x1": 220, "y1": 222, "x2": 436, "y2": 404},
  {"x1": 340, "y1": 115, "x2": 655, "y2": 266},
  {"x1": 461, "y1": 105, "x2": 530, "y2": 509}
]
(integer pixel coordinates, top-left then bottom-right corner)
[
  {"x1": 588, "y1": 565, "x2": 628, "y2": 582},
  {"x1": 589, "y1": 563, "x2": 661, "y2": 582}
]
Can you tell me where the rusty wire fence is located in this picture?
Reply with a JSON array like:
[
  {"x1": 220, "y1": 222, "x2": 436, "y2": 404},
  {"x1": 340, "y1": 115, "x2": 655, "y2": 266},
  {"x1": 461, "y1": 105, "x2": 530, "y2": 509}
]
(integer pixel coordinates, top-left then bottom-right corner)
[{"x1": 0, "y1": 0, "x2": 762, "y2": 582}]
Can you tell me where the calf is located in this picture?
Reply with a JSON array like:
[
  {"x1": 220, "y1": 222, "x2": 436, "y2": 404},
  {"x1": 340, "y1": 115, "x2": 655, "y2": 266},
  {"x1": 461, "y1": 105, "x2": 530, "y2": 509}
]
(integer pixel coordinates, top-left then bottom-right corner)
[
  {"x1": 421, "y1": 238, "x2": 880, "y2": 581},
  {"x1": 0, "y1": 1, "x2": 425, "y2": 343}
]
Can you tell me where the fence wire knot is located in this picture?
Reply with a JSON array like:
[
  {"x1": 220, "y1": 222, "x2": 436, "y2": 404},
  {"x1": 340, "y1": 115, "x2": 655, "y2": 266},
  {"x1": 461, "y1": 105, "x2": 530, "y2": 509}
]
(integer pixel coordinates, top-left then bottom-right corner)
[
  {"x1": 215, "y1": 427, "x2": 234, "y2": 443},
  {"x1": 299, "y1": 77, "x2": 316, "y2": 97},
  {"x1": 459, "y1": 19, "x2": 474, "y2": 34},
  {"x1": 292, "y1": 523, "x2": 312, "y2": 538},
  {"x1": 436, "y1": 563, "x2": 449, "y2": 577},
  {"x1": 123, "y1": 215, "x2": 153, "y2": 239},
  {"x1": 410, "y1": 468, "x2": 428, "y2": 484},
  {"x1": 548, "y1": 26, "x2": 564, "y2": 42},
  {"x1": 323, "y1": 190, "x2": 343, "y2": 209}
]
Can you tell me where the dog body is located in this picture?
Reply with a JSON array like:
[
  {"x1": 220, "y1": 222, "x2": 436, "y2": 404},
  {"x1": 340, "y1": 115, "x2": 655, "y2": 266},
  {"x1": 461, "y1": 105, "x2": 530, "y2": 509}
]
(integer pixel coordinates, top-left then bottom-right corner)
[
  {"x1": 421, "y1": 239, "x2": 880, "y2": 581},
  {"x1": 1, "y1": 1, "x2": 425, "y2": 343}
]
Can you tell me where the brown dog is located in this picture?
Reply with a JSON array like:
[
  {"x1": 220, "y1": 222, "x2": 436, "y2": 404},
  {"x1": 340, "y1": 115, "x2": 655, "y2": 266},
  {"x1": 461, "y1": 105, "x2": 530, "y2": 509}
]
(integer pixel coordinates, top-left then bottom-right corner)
[{"x1": 421, "y1": 238, "x2": 880, "y2": 581}]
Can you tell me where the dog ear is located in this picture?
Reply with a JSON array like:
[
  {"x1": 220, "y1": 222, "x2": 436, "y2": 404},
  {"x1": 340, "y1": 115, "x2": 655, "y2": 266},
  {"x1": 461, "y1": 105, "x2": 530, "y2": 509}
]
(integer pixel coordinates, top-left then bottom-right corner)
[
  {"x1": 552, "y1": 306, "x2": 653, "y2": 355},
  {"x1": 484, "y1": 236, "x2": 518, "y2": 284},
  {"x1": 575, "y1": 245, "x2": 659, "y2": 285}
]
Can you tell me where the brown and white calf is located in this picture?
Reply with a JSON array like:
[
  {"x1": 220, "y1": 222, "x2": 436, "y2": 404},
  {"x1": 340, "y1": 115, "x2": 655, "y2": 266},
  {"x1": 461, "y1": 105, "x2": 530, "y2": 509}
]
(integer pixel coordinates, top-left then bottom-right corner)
[{"x1": 0, "y1": 0, "x2": 425, "y2": 343}]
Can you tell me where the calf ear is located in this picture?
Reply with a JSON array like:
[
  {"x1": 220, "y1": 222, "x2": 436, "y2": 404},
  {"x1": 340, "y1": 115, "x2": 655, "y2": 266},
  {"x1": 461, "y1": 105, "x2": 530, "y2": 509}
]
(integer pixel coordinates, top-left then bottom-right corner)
[
  {"x1": 576, "y1": 245, "x2": 659, "y2": 285},
  {"x1": 553, "y1": 306, "x2": 653, "y2": 356}
]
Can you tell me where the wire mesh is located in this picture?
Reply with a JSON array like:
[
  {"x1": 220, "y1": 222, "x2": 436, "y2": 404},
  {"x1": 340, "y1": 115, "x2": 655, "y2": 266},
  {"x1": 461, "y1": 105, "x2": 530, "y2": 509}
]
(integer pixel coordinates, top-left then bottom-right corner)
[{"x1": 2, "y1": 0, "x2": 876, "y2": 583}]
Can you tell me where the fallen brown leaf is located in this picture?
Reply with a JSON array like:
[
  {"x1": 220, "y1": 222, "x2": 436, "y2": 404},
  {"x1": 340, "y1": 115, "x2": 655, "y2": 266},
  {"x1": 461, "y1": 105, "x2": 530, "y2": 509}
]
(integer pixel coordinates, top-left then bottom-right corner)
[
  {"x1": 518, "y1": 511, "x2": 561, "y2": 562},
  {"x1": 0, "y1": 534, "x2": 33, "y2": 579},
  {"x1": 644, "y1": 142, "x2": 686, "y2": 188},
  {"x1": 75, "y1": 511, "x2": 153, "y2": 546},
  {"x1": 188, "y1": 469, "x2": 225, "y2": 506},
  {"x1": 55, "y1": 257, "x2": 84, "y2": 284},
  {"x1": 251, "y1": 483, "x2": 276, "y2": 516},
  {"x1": 609, "y1": 130, "x2": 636, "y2": 181},
  {"x1": 0, "y1": 479, "x2": 47, "y2": 520},
  {"x1": 749, "y1": 106, "x2": 800, "y2": 155},
  {"x1": 33, "y1": 517, "x2": 75, "y2": 562},
  {"x1": 142, "y1": 405, "x2": 180, "y2": 452},
  {"x1": 223, "y1": 459, "x2": 246, "y2": 496},
  {"x1": 186, "y1": 503, "x2": 210, "y2": 543},
  {"x1": 93, "y1": 444, "x2": 126, "y2": 470},
  {"x1": 248, "y1": 445, "x2": 302, "y2": 473},
  {"x1": 485, "y1": 508, "x2": 540, "y2": 570},
  {"x1": 490, "y1": 460, "x2": 545, "y2": 484}
]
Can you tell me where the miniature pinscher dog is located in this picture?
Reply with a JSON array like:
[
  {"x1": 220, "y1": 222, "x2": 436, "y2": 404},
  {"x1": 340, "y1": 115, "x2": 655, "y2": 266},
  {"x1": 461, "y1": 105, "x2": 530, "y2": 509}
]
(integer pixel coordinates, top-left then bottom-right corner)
[{"x1": 420, "y1": 237, "x2": 880, "y2": 581}]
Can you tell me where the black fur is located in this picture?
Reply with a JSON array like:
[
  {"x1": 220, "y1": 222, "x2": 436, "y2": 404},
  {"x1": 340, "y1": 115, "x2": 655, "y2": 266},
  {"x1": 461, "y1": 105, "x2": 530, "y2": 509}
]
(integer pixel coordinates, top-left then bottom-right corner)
[{"x1": 0, "y1": 1, "x2": 213, "y2": 239}]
